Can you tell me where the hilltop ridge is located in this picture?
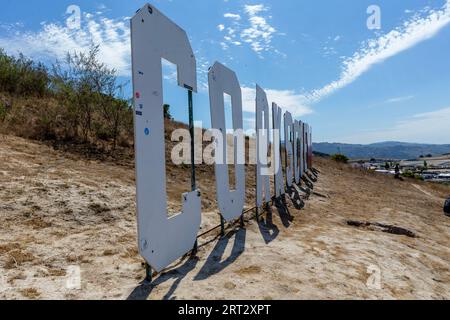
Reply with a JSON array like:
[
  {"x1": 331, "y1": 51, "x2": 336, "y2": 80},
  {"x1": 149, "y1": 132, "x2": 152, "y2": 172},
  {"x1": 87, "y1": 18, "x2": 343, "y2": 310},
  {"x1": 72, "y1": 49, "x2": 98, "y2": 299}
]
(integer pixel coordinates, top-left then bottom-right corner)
[{"x1": 314, "y1": 141, "x2": 450, "y2": 160}]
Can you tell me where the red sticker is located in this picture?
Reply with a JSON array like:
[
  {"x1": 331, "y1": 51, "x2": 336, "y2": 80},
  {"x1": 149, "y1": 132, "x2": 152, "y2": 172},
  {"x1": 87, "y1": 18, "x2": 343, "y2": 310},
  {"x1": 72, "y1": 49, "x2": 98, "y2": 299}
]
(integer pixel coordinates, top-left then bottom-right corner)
[{"x1": 135, "y1": 92, "x2": 140, "y2": 99}]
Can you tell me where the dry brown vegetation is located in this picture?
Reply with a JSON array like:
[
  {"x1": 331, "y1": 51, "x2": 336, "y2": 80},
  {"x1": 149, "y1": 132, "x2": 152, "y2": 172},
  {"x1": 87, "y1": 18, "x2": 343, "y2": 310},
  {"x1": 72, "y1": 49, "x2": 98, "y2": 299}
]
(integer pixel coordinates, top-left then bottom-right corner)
[
  {"x1": 1, "y1": 132, "x2": 449, "y2": 300},
  {"x1": 0, "y1": 47, "x2": 134, "y2": 153},
  {"x1": 19, "y1": 288, "x2": 41, "y2": 299}
]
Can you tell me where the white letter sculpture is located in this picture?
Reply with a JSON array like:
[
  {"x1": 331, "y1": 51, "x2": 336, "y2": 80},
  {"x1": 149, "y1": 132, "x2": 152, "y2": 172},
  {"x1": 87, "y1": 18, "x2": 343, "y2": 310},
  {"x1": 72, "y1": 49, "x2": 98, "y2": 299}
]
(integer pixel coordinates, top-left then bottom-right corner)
[
  {"x1": 304, "y1": 123, "x2": 309, "y2": 173},
  {"x1": 308, "y1": 126, "x2": 313, "y2": 169},
  {"x1": 272, "y1": 103, "x2": 284, "y2": 197},
  {"x1": 256, "y1": 85, "x2": 271, "y2": 207},
  {"x1": 301, "y1": 122, "x2": 306, "y2": 176},
  {"x1": 131, "y1": 4, "x2": 201, "y2": 272},
  {"x1": 284, "y1": 111, "x2": 294, "y2": 188},
  {"x1": 293, "y1": 120, "x2": 301, "y2": 185},
  {"x1": 208, "y1": 62, "x2": 245, "y2": 222}
]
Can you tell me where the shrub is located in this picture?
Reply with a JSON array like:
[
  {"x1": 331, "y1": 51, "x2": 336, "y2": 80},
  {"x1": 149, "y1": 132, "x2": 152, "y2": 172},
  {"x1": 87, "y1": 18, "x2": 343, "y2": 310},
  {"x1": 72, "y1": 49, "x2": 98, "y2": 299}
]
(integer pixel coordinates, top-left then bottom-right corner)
[
  {"x1": 50, "y1": 45, "x2": 132, "y2": 148},
  {"x1": 164, "y1": 104, "x2": 173, "y2": 120},
  {"x1": 402, "y1": 171, "x2": 415, "y2": 178},
  {"x1": 0, "y1": 49, "x2": 49, "y2": 97},
  {"x1": 331, "y1": 153, "x2": 349, "y2": 163},
  {"x1": 401, "y1": 170, "x2": 424, "y2": 181},
  {"x1": 0, "y1": 46, "x2": 134, "y2": 152},
  {"x1": 0, "y1": 102, "x2": 7, "y2": 122},
  {"x1": 51, "y1": 46, "x2": 118, "y2": 141}
]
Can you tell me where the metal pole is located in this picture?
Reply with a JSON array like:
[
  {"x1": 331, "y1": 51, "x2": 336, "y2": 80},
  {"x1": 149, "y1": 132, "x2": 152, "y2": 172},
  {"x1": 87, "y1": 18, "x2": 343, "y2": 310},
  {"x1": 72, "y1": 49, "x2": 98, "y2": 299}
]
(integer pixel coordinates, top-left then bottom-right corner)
[
  {"x1": 188, "y1": 90, "x2": 198, "y2": 255},
  {"x1": 188, "y1": 90, "x2": 196, "y2": 191},
  {"x1": 220, "y1": 216, "x2": 225, "y2": 237},
  {"x1": 145, "y1": 262, "x2": 152, "y2": 283}
]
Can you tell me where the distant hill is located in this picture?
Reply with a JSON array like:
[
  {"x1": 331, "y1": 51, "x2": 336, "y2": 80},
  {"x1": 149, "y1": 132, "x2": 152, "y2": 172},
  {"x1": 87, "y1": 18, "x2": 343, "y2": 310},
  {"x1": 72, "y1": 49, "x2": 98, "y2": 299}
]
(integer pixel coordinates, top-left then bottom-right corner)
[{"x1": 313, "y1": 141, "x2": 450, "y2": 160}]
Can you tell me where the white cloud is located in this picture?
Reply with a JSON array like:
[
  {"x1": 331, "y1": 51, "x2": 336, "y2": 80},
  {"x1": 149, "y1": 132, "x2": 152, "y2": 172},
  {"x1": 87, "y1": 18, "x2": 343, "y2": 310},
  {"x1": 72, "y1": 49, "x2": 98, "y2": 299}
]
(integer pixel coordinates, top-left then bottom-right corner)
[
  {"x1": 244, "y1": 4, "x2": 267, "y2": 16},
  {"x1": 341, "y1": 107, "x2": 450, "y2": 144},
  {"x1": 219, "y1": 4, "x2": 280, "y2": 57},
  {"x1": 322, "y1": 45, "x2": 337, "y2": 58},
  {"x1": 217, "y1": 24, "x2": 225, "y2": 31},
  {"x1": 227, "y1": 27, "x2": 236, "y2": 36},
  {"x1": 241, "y1": 4, "x2": 277, "y2": 55},
  {"x1": 220, "y1": 42, "x2": 229, "y2": 50},
  {"x1": 224, "y1": 13, "x2": 241, "y2": 20},
  {"x1": 0, "y1": 12, "x2": 131, "y2": 76},
  {"x1": 386, "y1": 95, "x2": 415, "y2": 104},
  {"x1": 195, "y1": 54, "x2": 211, "y2": 92},
  {"x1": 308, "y1": 1, "x2": 450, "y2": 103},
  {"x1": 161, "y1": 58, "x2": 178, "y2": 82},
  {"x1": 241, "y1": 86, "x2": 312, "y2": 118}
]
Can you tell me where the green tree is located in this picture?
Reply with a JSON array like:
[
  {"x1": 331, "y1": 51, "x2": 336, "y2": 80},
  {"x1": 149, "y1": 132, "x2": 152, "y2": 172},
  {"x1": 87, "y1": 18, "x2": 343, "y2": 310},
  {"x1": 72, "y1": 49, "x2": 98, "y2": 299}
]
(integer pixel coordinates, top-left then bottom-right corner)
[
  {"x1": 0, "y1": 49, "x2": 49, "y2": 97},
  {"x1": 52, "y1": 46, "x2": 117, "y2": 141},
  {"x1": 163, "y1": 104, "x2": 172, "y2": 120},
  {"x1": 51, "y1": 45, "x2": 129, "y2": 146}
]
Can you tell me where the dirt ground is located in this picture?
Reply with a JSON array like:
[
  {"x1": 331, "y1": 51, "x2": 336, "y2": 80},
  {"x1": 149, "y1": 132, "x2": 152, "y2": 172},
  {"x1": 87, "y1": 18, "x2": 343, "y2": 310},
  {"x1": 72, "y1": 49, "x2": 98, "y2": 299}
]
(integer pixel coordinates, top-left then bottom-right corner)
[{"x1": 0, "y1": 134, "x2": 449, "y2": 300}]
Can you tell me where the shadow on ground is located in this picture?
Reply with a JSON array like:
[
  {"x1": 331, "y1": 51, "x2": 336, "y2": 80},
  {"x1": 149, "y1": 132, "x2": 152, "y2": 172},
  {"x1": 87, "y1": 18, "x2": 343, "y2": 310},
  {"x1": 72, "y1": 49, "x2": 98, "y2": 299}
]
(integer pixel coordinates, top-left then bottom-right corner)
[
  {"x1": 258, "y1": 205, "x2": 280, "y2": 244},
  {"x1": 274, "y1": 195, "x2": 294, "y2": 228},
  {"x1": 287, "y1": 185, "x2": 305, "y2": 210},
  {"x1": 194, "y1": 227, "x2": 247, "y2": 281},
  {"x1": 127, "y1": 256, "x2": 199, "y2": 300},
  {"x1": 127, "y1": 227, "x2": 247, "y2": 300}
]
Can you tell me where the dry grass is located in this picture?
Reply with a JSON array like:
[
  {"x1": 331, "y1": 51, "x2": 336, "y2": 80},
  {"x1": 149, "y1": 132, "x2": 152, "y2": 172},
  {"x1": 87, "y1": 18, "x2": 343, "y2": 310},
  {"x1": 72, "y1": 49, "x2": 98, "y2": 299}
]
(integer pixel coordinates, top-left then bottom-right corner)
[
  {"x1": 3, "y1": 247, "x2": 36, "y2": 270},
  {"x1": 47, "y1": 268, "x2": 67, "y2": 277},
  {"x1": 234, "y1": 266, "x2": 262, "y2": 275},
  {"x1": 19, "y1": 288, "x2": 41, "y2": 299},
  {"x1": 0, "y1": 243, "x2": 21, "y2": 254},
  {"x1": 0, "y1": 133, "x2": 449, "y2": 300}
]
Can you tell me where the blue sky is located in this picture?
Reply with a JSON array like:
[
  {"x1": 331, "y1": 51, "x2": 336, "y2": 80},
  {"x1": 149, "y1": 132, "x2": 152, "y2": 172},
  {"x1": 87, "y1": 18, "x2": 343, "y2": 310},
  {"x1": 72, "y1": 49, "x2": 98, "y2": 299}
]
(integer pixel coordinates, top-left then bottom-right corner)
[{"x1": 1, "y1": 0, "x2": 450, "y2": 144}]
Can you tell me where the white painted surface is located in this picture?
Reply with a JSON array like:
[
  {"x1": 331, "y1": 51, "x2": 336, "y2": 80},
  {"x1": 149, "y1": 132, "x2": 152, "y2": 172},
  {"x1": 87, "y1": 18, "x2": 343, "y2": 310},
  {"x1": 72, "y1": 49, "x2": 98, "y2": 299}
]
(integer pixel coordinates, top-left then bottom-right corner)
[
  {"x1": 208, "y1": 62, "x2": 245, "y2": 222},
  {"x1": 272, "y1": 103, "x2": 284, "y2": 197},
  {"x1": 256, "y1": 85, "x2": 271, "y2": 207},
  {"x1": 284, "y1": 112, "x2": 294, "y2": 187},
  {"x1": 304, "y1": 124, "x2": 309, "y2": 172},
  {"x1": 302, "y1": 122, "x2": 307, "y2": 176},
  {"x1": 131, "y1": 4, "x2": 201, "y2": 272},
  {"x1": 293, "y1": 120, "x2": 301, "y2": 185}
]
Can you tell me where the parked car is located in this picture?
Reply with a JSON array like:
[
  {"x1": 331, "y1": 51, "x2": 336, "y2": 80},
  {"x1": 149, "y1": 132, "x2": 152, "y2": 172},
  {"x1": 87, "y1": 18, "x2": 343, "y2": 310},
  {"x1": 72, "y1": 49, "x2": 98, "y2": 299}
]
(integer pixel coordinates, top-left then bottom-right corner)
[{"x1": 445, "y1": 198, "x2": 450, "y2": 217}]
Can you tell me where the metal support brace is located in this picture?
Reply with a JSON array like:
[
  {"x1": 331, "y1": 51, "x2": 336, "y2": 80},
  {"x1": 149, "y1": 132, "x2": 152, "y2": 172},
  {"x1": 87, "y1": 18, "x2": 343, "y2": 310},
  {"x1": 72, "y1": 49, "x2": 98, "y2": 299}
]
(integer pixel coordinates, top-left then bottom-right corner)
[
  {"x1": 145, "y1": 262, "x2": 152, "y2": 283},
  {"x1": 220, "y1": 216, "x2": 225, "y2": 237},
  {"x1": 188, "y1": 90, "x2": 196, "y2": 192},
  {"x1": 188, "y1": 90, "x2": 199, "y2": 255},
  {"x1": 191, "y1": 240, "x2": 198, "y2": 256}
]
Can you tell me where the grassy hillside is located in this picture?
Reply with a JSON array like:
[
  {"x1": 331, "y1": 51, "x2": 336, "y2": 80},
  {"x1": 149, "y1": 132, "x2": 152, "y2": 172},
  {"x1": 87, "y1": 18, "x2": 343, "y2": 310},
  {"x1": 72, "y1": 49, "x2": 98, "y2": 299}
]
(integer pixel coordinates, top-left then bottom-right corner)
[
  {"x1": 0, "y1": 47, "x2": 134, "y2": 155},
  {"x1": 0, "y1": 133, "x2": 449, "y2": 300}
]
